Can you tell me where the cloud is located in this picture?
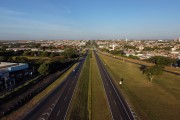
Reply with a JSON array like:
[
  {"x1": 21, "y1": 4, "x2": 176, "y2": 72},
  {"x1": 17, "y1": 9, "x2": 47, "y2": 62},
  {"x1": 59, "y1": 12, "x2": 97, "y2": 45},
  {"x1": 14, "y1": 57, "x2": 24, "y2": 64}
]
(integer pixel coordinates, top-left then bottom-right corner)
[
  {"x1": 0, "y1": 6, "x2": 85, "y2": 39},
  {"x1": 0, "y1": 6, "x2": 77, "y2": 32},
  {"x1": 0, "y1": 7, "x2": 28, "y2": 16}
]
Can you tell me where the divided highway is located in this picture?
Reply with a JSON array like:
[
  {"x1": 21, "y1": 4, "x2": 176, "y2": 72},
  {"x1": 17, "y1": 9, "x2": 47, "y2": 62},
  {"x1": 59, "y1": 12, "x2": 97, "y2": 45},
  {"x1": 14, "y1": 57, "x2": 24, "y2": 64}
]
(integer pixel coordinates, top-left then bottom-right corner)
[
  {"x1": 94, "y1": 50, "x2": 135, "y2": 120},
  {"x1": 23, "y1": 51, "x2": 88, "y2": 120}
]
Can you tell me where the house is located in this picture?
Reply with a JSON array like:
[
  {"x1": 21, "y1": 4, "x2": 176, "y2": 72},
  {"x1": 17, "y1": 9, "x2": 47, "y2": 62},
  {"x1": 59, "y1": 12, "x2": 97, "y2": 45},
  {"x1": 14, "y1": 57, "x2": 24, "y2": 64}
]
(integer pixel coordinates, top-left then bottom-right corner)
[{"x1": 123, "y1": 49, "x2": 135, "y2": 56}]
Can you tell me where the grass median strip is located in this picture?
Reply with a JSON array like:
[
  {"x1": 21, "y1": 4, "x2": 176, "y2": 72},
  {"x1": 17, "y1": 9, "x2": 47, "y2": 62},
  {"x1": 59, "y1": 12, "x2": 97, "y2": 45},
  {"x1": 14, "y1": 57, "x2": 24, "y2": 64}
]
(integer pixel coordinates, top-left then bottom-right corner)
[
  {"x1": 67, "y1": 51, "x2": 111, "y2": 120},
  {"x1": 88, "y1": 52, "x2": 92, "y2": 120},
  {"x1": 2, "y1": 62, "x2": 78, "y2": 120},
  {"x1": 99, "y1": 53, "x2": 180, "y2": 120}
]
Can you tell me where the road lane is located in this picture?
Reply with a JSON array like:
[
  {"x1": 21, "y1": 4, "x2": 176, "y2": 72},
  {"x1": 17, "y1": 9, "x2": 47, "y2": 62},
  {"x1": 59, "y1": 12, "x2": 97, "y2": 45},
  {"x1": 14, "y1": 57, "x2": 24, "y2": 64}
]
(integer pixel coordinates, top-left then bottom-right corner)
[
  {"x1": 94, "y1": 50, "x2": 135, "y2": 120},
  {"x1": 23, "y1": 51, "x2": 88, "y2": 120}
]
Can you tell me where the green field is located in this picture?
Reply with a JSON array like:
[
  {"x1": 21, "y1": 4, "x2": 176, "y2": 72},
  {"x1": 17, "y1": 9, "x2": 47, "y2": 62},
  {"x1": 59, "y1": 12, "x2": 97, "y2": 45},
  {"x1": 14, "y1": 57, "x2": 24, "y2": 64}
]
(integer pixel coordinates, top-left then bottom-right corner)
[{"x1": 99, "y1": 53, "x2": 180, "y2": 120}]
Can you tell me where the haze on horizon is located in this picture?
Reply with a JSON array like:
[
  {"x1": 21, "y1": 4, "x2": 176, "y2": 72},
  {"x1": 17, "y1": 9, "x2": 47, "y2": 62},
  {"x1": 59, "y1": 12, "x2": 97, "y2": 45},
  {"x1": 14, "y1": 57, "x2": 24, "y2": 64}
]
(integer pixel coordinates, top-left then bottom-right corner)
[{"x1": 0, "y1": 0, "x2": 180, "y2": 40}]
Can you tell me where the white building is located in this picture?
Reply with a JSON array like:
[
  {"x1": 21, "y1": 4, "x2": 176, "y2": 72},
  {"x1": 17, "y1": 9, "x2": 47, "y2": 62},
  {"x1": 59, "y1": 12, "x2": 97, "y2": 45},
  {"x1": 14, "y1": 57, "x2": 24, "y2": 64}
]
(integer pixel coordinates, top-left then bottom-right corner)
[{"x1": 109, "y1": 44, "x2": 116, "y2": 51}]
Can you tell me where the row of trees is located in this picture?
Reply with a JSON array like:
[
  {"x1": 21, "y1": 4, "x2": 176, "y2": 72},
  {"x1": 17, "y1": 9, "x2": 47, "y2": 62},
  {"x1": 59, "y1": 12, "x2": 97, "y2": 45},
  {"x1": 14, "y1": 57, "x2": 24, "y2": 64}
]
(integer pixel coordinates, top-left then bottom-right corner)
[
  {"x1": 0, "y1": 56, "x2": 29, "y2": 63},
  {"x1": 143, "y1": 47, "x2": 172, "y2": 51},
  {"x1": 0, "y1": 48, "x2": 79, "y2": 62},
  {"x1": 22, "y1": 51, "x2": 58, "y2": 57},
  {"x1": 22, "y1": 48, "x2": 79, "y2": 59},
  {"x1": 147, "y1": 56, "x2": 176, "y2": 66},
  {"x1": 37, "y1": 56, "x2": 74, "y2": 75},
  {"x1": 0, "y1": 50, "x2": 24, "y2": 56}
]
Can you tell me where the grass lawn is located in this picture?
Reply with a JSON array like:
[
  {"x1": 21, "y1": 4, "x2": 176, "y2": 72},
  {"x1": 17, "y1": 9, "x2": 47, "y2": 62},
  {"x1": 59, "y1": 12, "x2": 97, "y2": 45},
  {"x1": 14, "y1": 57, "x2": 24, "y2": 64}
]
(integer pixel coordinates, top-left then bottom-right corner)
[
  {"x1": 91, "y1": 51, "x2": 111, "y2": 120},
  {"x1": 2, "y1": 62, "x2": 78, "y2": 120},
  {"x1": 99, "y1": 53, "x2": 180, "y2": 120},
  {"x1": 99, "y1": 51, "x2": 180, "y2": 74}
]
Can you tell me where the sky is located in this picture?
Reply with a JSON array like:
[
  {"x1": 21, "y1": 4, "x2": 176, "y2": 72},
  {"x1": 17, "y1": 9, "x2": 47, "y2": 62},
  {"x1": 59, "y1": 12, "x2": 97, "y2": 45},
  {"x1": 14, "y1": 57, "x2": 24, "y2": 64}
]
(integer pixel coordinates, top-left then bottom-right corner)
[{"x1": 0, "y1": 0, "x2": 180, "y2": 40}]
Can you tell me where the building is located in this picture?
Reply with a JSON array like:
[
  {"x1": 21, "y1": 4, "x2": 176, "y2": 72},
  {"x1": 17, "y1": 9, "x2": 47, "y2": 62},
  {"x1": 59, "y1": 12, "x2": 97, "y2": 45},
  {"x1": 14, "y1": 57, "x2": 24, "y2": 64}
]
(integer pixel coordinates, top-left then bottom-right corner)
[
  {"x1": 0, "y1": 62, "x2": 29, "y2": 90},
  {"x1": 109, "y1": 44, "x2": 116, "y2": 51}
]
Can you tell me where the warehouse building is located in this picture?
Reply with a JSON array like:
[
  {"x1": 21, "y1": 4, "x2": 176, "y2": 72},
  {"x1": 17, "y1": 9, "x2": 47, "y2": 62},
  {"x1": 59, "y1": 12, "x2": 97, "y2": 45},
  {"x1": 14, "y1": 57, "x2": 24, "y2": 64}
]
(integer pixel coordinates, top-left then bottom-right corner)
[{"x1": 0, "y1": 62, "x2": 29, "y2": 91}]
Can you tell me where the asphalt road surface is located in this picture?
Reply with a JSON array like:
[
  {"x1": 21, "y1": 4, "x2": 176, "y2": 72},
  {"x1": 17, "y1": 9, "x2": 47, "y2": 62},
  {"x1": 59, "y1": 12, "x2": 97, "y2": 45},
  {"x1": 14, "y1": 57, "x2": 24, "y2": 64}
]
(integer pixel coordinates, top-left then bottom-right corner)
[
  {"x1": 94, "y1": 50, "x2": 135, "y2": 120},
  {"x1": 23, "y1": 51, "x2": 88, "y2": 120}
]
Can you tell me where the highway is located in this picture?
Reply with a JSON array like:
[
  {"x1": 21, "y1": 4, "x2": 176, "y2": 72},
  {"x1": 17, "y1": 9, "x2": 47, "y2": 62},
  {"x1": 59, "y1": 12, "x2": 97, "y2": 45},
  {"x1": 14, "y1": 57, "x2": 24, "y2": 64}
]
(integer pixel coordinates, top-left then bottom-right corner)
[
  {"x1": 23, "y1": 51, "x2": 88, "y2": 120},
  {"x1": 94, "y1": 50, "x2": 135, "y2": 120}
]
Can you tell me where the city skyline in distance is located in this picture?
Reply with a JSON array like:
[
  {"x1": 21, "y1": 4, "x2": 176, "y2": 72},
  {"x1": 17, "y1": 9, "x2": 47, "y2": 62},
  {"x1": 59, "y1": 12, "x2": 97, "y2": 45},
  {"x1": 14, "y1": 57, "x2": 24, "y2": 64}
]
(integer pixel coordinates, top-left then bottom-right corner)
[{"x1": 0, "y1": 0, "x2": 180, "y2": 40}]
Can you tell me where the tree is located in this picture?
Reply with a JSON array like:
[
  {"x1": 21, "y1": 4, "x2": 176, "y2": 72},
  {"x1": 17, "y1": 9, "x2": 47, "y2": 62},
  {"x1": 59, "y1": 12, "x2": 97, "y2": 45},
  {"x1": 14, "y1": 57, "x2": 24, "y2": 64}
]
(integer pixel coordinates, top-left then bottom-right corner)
[
  {"x1": 0, "y1": 56, "x2": 7, "y2": 62},
  {"x1": 0, "y1": 46, "x2": 7, "y2": 51},
  {"x1": 7, "y1": 57, "x2": 13, "y2": 62},
  {"x1": 40, "y1": 51, "x2": 49, "y2": 57},
  {"x1": 101, "y1": 48, "x2": 109, "y2": 53},
  {"x1": 14, "y1": 57, "x2": 28, "y2": 63},
  {"x1": 142, "y1": 65, "x2": 164, "y2": 82},
  {"x1": 30, "y1": 51, "x2": 37, "y2": 56},
  {"x1": 128, "y1": 55, "x2": 139, "y2": 59},
  {"x1": 63, "y1": 48, "x2": 77, "y2": 59},
  {"x1": 38, "y1": 62, "x2": 50, "y2": 75},
  {"x1": 177, "y1": 60, "x2": 180, "y2": 67},
  {"x1": 40, "y1": 46, "x2": 46, "y2": 51},
  {"x1": 149, "y1": 56, "x2": 176, "y2": 66},
  {"x1": 124, "y1": 45, "x2": 136, "y2": 49},
  {"x1": 110, "y1": 50, "x2": 120, "y2": 55},
  {"x1": 23, "y1": 51, "x2": 29, "y2": 56},
  {"x1": 51, "y1": 56, "x2": 65, "y2": 62},
  {"x1": 49, "y1": 52, "x2": 55, "y2": 58}
]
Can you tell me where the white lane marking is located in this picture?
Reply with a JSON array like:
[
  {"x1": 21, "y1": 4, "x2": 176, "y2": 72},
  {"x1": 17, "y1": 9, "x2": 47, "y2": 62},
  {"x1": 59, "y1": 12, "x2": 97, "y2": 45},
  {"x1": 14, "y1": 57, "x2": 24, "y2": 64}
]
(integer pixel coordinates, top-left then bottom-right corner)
[
  {"x1": 114, "y1": 100, "x2": 116, "y2": 105},
  {"x1": 121, "y1": 116, "x2": 123, "y2": 120},
  {"x1": 100, "y1": 58, "x2": 133, "y2": 120},
  {"x1": 48, "y1": 108, "x2": 53, "y2": 111},
  {"x1": 51, "y1": 104, "x2": 55, "y2": 107},
  {"x1": 64, "y1": 59, "x2": 85, "y2": 120},
  {"x1": 64, "y1": 97, "x2": 67, "y2": 101},
  {"x1": 94, "y1": 53, "x2": 114, "y2": 120},
  {"x1": 39, "y1": 118, "x2": 46, "y2": 120},
  {"x1": 57, "y1": 110, "x2": 60, "y2": 116},
  {"x1": 42, "y1": 112, "x2": 50, "y2": 116},
  {"x1": 38, "y1": 61, "x2": 83, "y2": 120}
]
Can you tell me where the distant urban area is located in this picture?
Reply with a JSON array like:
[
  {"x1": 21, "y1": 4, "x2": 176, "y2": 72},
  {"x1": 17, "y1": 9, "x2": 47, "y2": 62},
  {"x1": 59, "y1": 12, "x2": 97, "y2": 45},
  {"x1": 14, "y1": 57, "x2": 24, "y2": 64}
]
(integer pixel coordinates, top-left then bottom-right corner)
[{"x1": 0, "y1": 39, "x2": 180, "y2": 120}]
